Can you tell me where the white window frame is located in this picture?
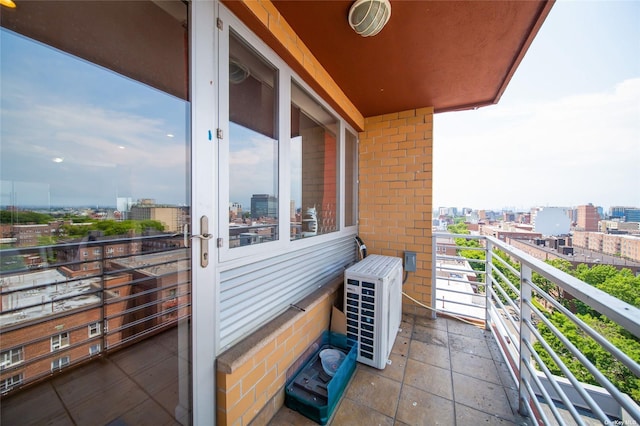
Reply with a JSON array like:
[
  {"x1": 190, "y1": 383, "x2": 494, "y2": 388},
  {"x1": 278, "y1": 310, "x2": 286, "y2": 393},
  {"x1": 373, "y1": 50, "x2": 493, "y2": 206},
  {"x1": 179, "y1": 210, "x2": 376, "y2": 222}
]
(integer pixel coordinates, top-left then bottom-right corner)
[
  {"x1": 0, "y1": 374, "x2": 22, "y2": 393},
  {"x1": 0, "y1": 347, "x2": 24, "y2": 370},
  {"x1": 51, "y1": 332, "x2": 70, "y2": 351},
  {"x1": 89, "y1": 344, "x2": 101, "y2": 355},
  {"x1": 216, "y1": 7, "x2": 359, "y2": 263},
  {"x1": 88, "y1": 322, "x2": 101, "y2": 338},
  {"x1": 51, "y1": 356, "x2": 70, "y2": 371}
]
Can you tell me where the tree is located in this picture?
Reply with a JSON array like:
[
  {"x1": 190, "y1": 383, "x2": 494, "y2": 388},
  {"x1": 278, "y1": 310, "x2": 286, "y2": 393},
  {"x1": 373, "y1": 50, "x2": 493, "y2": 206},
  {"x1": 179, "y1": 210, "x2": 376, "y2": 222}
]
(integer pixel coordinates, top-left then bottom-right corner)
[
  {"x1": 535, "y1": 311, "x2": 640, "y2": 403},
  {"x1": 0, "y1": 210, "x2": 53, "y2": 224}
]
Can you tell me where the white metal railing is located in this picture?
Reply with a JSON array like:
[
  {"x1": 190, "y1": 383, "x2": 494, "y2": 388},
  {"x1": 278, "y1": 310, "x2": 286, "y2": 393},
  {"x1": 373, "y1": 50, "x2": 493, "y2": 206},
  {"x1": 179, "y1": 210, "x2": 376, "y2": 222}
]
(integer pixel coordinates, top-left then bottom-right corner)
[
  {"x1": 434, "y1": 232, "x2": 640, "y2": 425},
  {"x1": 0, "y1": 234, "x2": 190, "y2": 395}
]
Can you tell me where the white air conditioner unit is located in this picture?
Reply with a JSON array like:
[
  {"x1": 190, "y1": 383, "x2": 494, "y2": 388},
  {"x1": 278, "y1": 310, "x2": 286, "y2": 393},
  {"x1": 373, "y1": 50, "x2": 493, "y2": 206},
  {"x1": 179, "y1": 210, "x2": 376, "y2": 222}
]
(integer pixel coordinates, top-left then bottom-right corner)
[{"x1": 344, "y1": 254, "x2": 403, "y2": 369}]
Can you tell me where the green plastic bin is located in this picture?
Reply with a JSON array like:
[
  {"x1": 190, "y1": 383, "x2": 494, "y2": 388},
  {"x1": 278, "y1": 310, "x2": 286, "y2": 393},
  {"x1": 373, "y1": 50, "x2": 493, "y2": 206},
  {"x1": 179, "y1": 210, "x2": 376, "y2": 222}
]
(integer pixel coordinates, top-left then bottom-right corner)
[{"x1": 284, "y1": 331, "x2": 357, "y2": 424}]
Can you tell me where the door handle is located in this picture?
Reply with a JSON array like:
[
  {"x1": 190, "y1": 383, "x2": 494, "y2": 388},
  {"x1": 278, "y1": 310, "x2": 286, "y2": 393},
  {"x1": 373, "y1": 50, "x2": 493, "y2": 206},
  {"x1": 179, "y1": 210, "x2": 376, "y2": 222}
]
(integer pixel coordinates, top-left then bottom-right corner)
[
  {"x1": 197, "y1": 216, "x2": 210, "y2": 267},
  {"x1": 184, "y1": 216, "x2": 211, "y2": 267}
]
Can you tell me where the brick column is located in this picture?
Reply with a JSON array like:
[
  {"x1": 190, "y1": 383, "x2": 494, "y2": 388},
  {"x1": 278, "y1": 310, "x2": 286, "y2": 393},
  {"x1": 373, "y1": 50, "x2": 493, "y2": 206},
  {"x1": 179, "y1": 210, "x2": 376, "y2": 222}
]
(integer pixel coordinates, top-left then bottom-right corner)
[{"x1": 358, "y1": 108, "x2": 434, "y2": 314}]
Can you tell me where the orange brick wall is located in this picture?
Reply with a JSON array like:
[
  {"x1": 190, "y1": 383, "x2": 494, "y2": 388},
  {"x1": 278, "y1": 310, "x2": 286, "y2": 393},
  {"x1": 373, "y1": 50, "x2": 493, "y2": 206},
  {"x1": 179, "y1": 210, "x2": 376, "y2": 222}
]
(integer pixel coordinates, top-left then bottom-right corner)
[
  {"x1": 358, "y1": 108, "x2": 434, "y2": 314},
  {"x1": 215, "y1": 290, "x2": 337, "y2": 426}
]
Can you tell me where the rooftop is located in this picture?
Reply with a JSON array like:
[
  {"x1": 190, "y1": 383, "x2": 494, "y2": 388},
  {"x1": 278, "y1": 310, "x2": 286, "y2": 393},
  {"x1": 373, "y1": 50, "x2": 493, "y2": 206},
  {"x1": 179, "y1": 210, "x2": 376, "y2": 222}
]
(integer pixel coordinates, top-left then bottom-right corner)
[{"x1": 0, "y1": 269, "x2": 100, "y2": 328}]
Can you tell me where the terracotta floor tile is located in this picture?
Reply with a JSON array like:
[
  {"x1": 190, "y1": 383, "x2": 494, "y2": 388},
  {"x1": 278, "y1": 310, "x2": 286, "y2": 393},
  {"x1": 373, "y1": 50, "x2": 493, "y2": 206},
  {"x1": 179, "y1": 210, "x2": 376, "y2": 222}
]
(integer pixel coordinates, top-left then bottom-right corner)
[
  {"x1": 0, "y1": 382, "x2": 70, "y2": 425},
  {"x1": 331, "y1": 397, "x2": 394, "y2": 426},
  {"x1": 408, "y1": 339, "x2": 451, "y2": 370},
  {"x1": 451, "y1": 372, "x2": 516, "y2": 420},
  {"x1": 395, "y1": 384, "x2": 455, "y2": 426},
  {"x1": 344, "y1": 368, "x2": 401, "y2": 418},
  {"x1": 411, "y1": 324, "x2": 449, "y2": 347},
  {"x1": 403, "y1": 359, "x2": 453, "y2": 401},
  {"x1": 455, "y1": 402, "x2": 529, "y2": 426},
  {"x1": 450, "y1": 351, "x2": 503, "y2": 386},
  {"x1": 448, "y1": 333, "x2": 492, "y2": 359}
]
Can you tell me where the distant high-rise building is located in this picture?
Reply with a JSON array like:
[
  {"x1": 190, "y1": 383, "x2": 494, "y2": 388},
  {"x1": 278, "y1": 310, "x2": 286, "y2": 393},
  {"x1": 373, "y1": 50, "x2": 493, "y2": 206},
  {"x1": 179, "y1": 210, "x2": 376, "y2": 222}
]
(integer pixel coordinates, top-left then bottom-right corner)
[
  {"x1": 576, "y1": 203, "x2": 599, "y2": 232},
  {"x1": 627, "y1": 209, "x2": 640, "y2": 222},
  {"x1": 610, "y1": 206, "x2": 627, "y2": 219},
  {"x1": 250, "y1": 194, "x2": 277, "y2": 219},
  {"x1": 129, "y1": 203, "x2": 189, "y2": 233},
  {"x1": 608, "y1": 206, "x2": 640, "y2": 222}
]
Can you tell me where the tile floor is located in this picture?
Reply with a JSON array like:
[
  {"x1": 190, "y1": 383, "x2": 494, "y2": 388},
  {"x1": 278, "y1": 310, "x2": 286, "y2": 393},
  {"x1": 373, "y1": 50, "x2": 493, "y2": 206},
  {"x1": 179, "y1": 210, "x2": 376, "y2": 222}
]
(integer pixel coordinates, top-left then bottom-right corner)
[
  {"x1": 1, "y1": 315, "x2": 531, "y2": 426},
  {"x1": 270, "y1": 314, "x2": 532, "y2": 426},
  {"x1": 0, "y1": 328, "x2": 189, "y2": 426}
]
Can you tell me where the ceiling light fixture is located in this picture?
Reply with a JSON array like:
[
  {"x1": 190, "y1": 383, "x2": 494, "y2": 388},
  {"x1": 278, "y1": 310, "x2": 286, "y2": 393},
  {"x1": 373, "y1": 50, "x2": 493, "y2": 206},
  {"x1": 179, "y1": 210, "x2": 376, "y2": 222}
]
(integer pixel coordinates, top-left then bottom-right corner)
[
  {"x1": 348, "y1": 0, "x2": 391, "y2": 37},
  {"x1": 0, "y1": 0, "x2": 16, "y2": 8},
  {"x1": 229, "y1": 59, "x2": 250, "y2": 84}
]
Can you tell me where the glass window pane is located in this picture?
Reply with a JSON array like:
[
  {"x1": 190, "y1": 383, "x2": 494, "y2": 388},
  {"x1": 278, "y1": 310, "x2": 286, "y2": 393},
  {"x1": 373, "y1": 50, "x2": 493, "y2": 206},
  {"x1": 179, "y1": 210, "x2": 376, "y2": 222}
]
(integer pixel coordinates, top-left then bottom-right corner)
[
  {"x1": 1, "y1": 1, "x2": 191, "y2": 423},
  {"x1": 290, "y1": 82, "x2": 338, "y2": 240},
  {"x1": 345, "y1": 130, "x2": 358, "y2": 227},
  {"x1": 228, "y1": 32, "x2": 279, "y2": 248}
]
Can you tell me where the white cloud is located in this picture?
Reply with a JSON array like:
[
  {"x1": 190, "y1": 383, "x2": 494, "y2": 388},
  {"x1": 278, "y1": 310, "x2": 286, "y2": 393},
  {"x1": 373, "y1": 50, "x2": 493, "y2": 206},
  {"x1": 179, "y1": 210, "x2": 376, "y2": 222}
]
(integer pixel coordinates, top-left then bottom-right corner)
[
  {"x1": 434, "y1": 78, "x2": 640, "y2": 210},
  {"x1": 2, "y1": 94, "x2": 188, "y2": 206}
]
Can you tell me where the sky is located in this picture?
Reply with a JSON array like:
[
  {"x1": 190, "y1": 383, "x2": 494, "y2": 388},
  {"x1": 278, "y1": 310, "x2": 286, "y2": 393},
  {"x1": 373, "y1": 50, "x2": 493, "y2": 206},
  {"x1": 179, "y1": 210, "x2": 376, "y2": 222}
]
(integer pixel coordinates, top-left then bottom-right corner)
[
  {"x1": 1, "y1": 2, "x2": 638, "y2": 212},
  {"x1": 0, "y1": 28, "x2": 189, "y2": 208},
  {"x1": 433, "y1": 0, "x2": 640, "y2": 212}
]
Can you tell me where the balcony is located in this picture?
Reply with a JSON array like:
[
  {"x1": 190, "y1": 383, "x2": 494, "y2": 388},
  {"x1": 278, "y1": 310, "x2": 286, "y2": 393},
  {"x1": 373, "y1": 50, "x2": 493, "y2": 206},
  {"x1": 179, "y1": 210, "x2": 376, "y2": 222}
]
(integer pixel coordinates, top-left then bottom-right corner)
[
  {"x1": 2, "y1": 233, "x2": 639, "y2": 425},
  {"x1": 273, "y1": 313, "x2": 529, "y2": 425}
]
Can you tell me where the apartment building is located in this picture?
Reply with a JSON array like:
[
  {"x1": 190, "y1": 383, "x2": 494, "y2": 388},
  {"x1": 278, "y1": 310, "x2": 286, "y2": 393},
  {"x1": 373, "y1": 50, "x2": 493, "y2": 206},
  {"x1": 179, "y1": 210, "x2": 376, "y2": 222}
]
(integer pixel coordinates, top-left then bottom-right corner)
[{"x1": 577, "y1": 203, "x2": 600, "y2": 232}]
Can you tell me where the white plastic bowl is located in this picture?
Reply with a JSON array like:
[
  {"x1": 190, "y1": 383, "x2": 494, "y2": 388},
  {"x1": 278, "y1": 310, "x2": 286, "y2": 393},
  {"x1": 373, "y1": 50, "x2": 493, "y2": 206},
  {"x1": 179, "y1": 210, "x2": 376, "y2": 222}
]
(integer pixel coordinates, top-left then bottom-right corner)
[{"x1": 319, "y1": 348, "x2": 345, "y2": 377}]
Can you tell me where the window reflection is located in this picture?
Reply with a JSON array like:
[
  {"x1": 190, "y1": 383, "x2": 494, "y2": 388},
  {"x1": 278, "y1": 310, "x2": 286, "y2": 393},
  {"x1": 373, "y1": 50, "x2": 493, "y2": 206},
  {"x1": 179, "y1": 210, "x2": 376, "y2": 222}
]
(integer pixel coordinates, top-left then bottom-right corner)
[
  {"x1": 228, "y1": 32, "x2": 279, "y2": 248},
  {"x1": 291, "y1": 82, "x2": 338, "y2": 240},
  {"x1": 345, "y1": 130, "x2": 358, "y2": 227},
  {"x1": 0, "y1": 4, "x2": 191, "y2": 421}
]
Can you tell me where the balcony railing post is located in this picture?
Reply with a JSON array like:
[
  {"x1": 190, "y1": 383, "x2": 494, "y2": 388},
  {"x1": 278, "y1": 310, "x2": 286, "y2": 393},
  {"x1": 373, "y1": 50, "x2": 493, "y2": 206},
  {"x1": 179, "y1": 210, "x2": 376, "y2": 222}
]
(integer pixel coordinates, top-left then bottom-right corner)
[
  {"x1": 484, "y1": 239, "x2": 492, "y2": 330},
  {"x1": 519, "y1": 263, "x2": 533, "y2": 417},
  {"x1": 430, "y1": 234, "x2": 437, "y2": 319}
]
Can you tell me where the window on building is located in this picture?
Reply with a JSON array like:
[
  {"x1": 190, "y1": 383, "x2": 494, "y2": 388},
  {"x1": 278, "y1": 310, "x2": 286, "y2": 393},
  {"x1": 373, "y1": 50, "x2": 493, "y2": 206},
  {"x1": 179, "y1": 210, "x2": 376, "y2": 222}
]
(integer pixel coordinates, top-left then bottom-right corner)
[
  {"x1": 227, "y1": 31, "x2": 278, "y2": 249},
  {"x1": 0, "y1": 374, "x2": 22, "y2": 393},
  {"x1": 89, "y1": 344, "x2": 101, "y2": 356},
  {"x1": 88, "y1": 322, "x2": 101, "y2": 338},
  {"x1": 1, "y1": 347, "x2": 24, "y2": 370},
  {"x1": 51, "y1": 332, "x2": 70, "y2": 351},
  {"x1": 51, "y1": 356, "x2": 70, "y2": 370},
  {"x1": 93, "y1": 248, "x2": 101, "y2": 256},
  {"x1": 291, "y1": 82, "x2": 338, "y2": 240}
]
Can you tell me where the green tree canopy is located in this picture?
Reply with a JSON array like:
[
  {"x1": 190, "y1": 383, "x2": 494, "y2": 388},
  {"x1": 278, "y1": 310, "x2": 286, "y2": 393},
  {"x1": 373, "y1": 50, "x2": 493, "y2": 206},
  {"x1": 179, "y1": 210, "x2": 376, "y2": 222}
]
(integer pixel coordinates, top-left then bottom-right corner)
[{"x1": 0, "y1": 210, "x2": 53, "y2": 224}]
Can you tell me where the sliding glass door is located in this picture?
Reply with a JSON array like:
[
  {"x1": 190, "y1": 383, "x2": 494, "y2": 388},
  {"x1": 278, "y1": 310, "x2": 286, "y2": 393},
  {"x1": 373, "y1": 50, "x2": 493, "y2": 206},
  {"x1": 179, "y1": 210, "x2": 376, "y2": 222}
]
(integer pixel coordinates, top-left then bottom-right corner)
[{"x1": 1, "y1": 1, "x2": 194, "y2": 424}]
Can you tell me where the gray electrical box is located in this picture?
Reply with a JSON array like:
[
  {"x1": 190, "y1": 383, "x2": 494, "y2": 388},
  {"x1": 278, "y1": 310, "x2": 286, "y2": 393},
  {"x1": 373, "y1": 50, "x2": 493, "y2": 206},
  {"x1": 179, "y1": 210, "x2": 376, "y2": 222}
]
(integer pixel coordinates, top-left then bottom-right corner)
[{"x1": 404, "y1": 251, "x2": 416, "y2": 272}]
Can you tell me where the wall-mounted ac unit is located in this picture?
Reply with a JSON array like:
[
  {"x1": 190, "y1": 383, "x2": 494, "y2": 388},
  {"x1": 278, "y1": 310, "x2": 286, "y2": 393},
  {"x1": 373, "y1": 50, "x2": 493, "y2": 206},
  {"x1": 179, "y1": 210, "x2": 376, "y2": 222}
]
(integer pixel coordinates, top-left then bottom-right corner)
[{"x1": 344, "y1": 255, "x2": 403, "y2": 369}]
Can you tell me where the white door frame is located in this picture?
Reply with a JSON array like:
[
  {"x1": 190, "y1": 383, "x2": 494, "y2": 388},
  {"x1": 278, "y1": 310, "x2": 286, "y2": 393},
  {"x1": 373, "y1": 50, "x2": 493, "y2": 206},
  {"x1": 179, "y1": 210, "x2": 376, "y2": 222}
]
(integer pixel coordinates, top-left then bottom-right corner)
[{"x1": 190, "y1": 1, "x2": 218, "y2": 424}]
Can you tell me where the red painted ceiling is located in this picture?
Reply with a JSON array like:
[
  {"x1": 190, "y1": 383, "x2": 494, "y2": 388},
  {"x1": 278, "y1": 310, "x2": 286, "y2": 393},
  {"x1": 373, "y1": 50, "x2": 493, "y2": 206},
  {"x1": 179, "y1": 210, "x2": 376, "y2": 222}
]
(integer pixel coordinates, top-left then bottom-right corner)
[{"x1": 226, "y1": 0, "x2": 554, "y2": 119}]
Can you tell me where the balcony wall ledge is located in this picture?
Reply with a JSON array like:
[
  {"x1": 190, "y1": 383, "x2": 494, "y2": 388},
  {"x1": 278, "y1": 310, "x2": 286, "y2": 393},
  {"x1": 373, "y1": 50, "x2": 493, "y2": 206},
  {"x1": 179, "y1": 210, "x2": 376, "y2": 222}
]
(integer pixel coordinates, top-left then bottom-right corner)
[{"x1": 216, "y1": 275, "x2": 343, "y2": 374}]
